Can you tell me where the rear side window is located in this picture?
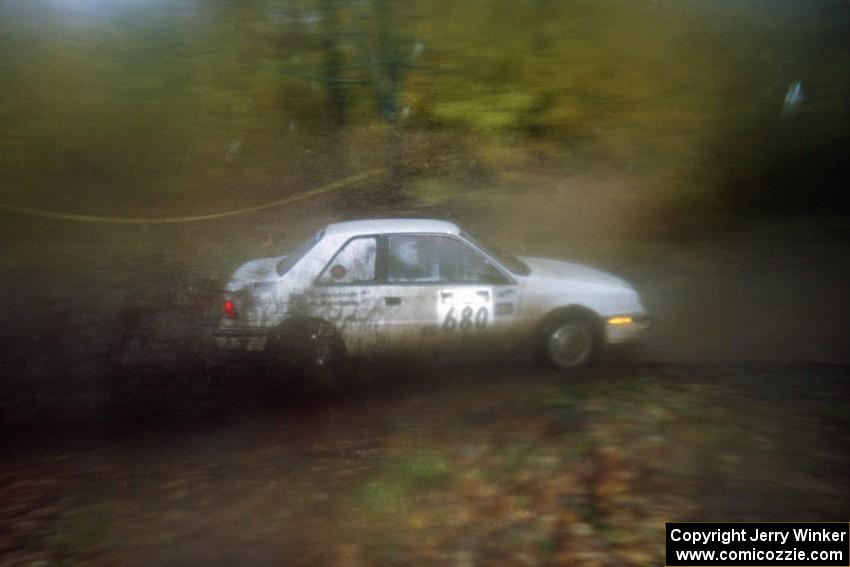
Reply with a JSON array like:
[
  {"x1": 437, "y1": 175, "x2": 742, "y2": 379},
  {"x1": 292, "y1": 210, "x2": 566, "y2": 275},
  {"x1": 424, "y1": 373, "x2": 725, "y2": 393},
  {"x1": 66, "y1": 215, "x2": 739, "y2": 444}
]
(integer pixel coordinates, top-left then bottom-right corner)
[{"x1": 317, "y1": 236, "x2": 377, "y2": 284}]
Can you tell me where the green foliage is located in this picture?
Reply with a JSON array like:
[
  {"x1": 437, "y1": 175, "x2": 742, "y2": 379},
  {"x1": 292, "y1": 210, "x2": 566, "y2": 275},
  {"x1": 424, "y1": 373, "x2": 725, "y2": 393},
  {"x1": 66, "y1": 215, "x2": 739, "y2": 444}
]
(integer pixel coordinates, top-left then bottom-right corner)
[
  {"x1": 398, "y1": 453, "x2": 452, "y2": 487},
  {"x1": 1, "y1": 0, "x2": 847, "y2": 212},
  {"x1": 358, "y1": 452, "x2": 453, "y2": 517},
  {"x1": 431, "y1": 93, "x2": 540, "y2": 132},
  {"x1": 50, "y1": 509, "x2": 107, "y2": 557},
  {"x1": 360, "y1": 478, "x2": 408, "y2": 517}
]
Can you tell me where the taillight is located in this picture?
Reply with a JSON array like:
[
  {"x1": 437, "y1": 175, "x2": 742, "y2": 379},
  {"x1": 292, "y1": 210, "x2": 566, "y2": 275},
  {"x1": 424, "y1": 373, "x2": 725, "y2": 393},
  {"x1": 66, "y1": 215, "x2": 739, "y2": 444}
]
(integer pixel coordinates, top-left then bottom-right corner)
[{"x1": 223, "y1": 299, "x2": 238, "y2": 319}]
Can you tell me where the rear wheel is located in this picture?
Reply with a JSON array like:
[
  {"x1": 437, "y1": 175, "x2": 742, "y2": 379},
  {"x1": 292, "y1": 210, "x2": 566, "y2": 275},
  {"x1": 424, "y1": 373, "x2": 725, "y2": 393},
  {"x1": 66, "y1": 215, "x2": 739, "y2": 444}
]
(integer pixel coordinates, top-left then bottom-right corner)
[
  {"x1": 267, "y1": 319, "x2": 345, "y2": 386},
  {"x1": 299, "y1": 322, "x2": 345, "y2": 385},
  {"x1": 542, "y1": 315, "x2": 599, "y2": 371}
]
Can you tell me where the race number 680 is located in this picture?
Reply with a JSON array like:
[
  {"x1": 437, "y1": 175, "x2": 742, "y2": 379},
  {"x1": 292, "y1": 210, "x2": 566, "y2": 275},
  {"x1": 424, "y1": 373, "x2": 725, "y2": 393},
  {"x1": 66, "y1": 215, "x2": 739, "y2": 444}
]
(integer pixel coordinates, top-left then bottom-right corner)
[{"x1": 442, "y1": 306, "x2": 488, "y2": 331}]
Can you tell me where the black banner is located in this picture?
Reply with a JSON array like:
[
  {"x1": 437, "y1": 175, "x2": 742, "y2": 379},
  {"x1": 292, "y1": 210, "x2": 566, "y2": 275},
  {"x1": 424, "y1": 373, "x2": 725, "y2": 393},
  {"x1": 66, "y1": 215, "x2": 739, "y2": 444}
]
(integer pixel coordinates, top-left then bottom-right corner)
[{"x1": 666, "y1": 523, "x2": 849, "y2": 566}]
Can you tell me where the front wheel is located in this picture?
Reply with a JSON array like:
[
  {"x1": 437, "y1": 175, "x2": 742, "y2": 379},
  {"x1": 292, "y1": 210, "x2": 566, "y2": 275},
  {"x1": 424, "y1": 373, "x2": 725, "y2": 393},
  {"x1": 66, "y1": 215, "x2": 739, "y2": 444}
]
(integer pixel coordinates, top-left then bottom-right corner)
[{"x1": 542, "y1": 316, "x2": 599, "y2": 371}]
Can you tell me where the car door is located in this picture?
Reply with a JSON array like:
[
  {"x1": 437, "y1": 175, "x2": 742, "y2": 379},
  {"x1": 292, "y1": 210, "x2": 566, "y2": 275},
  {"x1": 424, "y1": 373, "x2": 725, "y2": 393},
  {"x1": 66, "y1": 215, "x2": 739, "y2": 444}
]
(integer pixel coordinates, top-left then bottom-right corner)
[
  {"x1": 374, "y1": 234, "x2": 518, "y2": 352},
  {"x1": 304, "y1": 234, "x2": 384, "y2": 354}
]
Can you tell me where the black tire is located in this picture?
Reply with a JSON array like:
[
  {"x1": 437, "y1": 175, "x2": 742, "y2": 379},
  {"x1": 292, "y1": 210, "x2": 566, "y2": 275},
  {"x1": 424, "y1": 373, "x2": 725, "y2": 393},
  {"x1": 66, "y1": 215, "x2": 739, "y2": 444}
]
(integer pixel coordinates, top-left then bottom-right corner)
[
  {"x1": 267, "y1": 319, "x2": 345, "y2": 386},
  {"x1": 541, "y1": 314, "x2": 600, "y2": 371},
  {"x1": 299, "y1": 321, "x2": 345, "y2": 385}
]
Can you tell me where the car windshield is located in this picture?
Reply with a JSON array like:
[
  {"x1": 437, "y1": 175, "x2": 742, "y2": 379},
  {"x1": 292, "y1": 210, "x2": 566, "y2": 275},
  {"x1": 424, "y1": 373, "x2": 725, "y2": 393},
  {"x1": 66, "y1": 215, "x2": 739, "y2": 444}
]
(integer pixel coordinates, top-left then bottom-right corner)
[
  {"x1": 460, "y1": 231, "x2": 530, "y2": 276},
  {"x1": 276, "y1": 229, "x2": 324, "y2": 276}
]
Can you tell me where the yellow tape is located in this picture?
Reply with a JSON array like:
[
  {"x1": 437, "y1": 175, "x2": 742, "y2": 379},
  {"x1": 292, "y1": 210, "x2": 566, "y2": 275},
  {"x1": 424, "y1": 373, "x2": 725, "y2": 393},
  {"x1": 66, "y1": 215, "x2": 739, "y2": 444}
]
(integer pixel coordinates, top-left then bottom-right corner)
[{"x1": 0, "y1": 168, "x2": 385, "y2": 224}]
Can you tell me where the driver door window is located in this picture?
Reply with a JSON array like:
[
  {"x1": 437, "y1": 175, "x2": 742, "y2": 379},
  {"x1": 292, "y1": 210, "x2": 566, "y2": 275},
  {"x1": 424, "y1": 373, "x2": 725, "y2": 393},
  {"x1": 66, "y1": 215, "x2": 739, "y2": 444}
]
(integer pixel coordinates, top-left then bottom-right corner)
[{"x1": 317, "y1": 236, "x2": 377, "y2": 285}]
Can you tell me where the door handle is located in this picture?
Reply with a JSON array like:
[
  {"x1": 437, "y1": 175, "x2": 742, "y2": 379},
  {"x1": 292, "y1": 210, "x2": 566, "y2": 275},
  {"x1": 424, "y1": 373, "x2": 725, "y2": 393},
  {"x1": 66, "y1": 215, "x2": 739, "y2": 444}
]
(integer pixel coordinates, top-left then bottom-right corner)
[{"x1": 385, "y1": 296, "x2": 402, "y2": 306}]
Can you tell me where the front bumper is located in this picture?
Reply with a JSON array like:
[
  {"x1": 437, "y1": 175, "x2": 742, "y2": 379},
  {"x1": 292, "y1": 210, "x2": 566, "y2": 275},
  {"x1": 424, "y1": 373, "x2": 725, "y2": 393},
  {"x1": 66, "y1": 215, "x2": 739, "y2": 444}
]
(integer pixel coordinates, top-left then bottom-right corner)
[{"x1": 604, "y1": 314, "x2": 653, "y2": 345}]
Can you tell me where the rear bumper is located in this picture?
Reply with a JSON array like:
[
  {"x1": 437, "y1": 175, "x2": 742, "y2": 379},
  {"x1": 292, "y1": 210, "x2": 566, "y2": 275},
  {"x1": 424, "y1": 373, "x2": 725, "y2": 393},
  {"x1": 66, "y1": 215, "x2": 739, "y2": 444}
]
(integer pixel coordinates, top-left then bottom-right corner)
[
  {"x1": 213, "y1": 327, "x2": 269, "y2": 338},
  {"x1": 213, "y1": 326, "x2": 269, "y2": 351}
]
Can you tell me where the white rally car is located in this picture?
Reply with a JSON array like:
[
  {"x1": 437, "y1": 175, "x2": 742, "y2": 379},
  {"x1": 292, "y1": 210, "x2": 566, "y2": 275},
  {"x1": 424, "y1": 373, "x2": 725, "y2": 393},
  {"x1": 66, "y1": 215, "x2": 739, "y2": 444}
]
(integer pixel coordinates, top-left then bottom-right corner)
[{"x1": 214, "y1": 219, "x2": 651, "y2": 374}]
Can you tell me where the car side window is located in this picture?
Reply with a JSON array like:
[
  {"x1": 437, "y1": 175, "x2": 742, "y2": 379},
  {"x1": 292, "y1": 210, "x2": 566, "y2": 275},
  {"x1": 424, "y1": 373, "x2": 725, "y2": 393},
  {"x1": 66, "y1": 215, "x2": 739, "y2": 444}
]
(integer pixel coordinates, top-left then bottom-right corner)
[
  {"x1": 317, "y1": 236, "x2": 377, "y2": 285},
  {"x1": 387, "y1": 235, "x2": 508, "y2": 284}
]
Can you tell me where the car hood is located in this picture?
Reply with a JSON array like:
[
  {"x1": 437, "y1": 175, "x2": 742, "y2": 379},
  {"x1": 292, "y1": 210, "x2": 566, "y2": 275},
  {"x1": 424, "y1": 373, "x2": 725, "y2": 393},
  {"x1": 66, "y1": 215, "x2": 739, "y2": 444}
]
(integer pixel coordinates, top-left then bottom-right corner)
[
  {"x1": 519, "y1": 257, "x2": 633, "y2": 291},
  {"x1": 225, "y1": 255, "x2": 287, "y2": 292}
]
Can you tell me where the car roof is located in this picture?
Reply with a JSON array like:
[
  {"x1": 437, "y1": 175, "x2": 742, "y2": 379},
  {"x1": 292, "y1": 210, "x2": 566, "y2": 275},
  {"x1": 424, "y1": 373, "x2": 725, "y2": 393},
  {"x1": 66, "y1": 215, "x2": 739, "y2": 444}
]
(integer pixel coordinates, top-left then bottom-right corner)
[{"x1": 323, "y1": 218, "x2": 461, "y2": 238}]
